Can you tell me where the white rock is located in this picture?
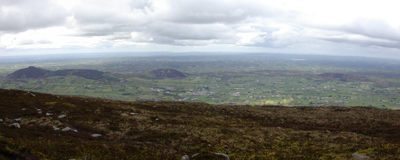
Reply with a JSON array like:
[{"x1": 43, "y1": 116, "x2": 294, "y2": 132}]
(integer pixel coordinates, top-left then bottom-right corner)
[
  {"x1": 53, "y1": 126, "x2": 60, "y2": 131},
  {"x1": 191, "y1": 153, "x2": 199, "y2": 158},
  {"x1": 130, "y1": 112, "x2": 138, "y2": 115},
  {"x1": 62, "y1": 127, "x2": 71, "y2": 132},
  {"x1": 58, "y1": 115, "x2": 66, "y2": 119},
  {"x1": 352, "y1": 153, "x2": 370, "y2": 159},
  {"x1": 46, "y1": 113, "x2": 53, "y2": 116},
  {"x1": 9, "y1": 123, "x2": 20, "y2": 128},
  {"x1": 0, "y1": 118, "x2": 3, "y2": 122},
  {"x1": 21, "y1": 108, "x2": 26, "y2": 111},
  {"x1": 14, "y1": 117, "x2": 22, "y2": 121},
  {"x1": 214, "y1": 153, "x2": 230, "y2": 160},
  {"x1": 181, "y1": 155, "x2": 189, "y2": 160},
  {"x1": 91, "y1": 134, "x2": 102, "y2": 137}
]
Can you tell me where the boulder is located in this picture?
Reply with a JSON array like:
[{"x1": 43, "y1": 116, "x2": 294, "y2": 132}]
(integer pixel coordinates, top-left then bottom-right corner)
[
  {"x1": 53, "y1": 126, "x2": 60, "y2": 131},
  {"x1": 181, "y1": 155, "x2": 189, "y2": 160},
  {"x1": 91, "y1": 134, "x2": 102, "y2": 138},
  {"x1": 62, "y1": 127, "x2": 71, "y2": 131},
  {"x1": 352, "y1": 153, "x2": 370, "y2": 159},
  {"x1": 9, "y1": 123, "x2": 20, "y2": 128},
  {"x1": 58, "y1": 115, "x2": 67, "y2": 119}
]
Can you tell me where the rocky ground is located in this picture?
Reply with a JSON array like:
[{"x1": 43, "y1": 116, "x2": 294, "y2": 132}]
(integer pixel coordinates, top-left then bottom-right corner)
[{"x1": 1, "y1": 89, "x2": 400, "y2": 159}]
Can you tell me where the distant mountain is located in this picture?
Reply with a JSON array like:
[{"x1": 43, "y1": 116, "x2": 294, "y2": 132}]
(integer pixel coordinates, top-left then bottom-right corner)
[
  {"x1": 45, "y1": 69, "x2": 104, "y2": 80},
  {"x1": 7, "y1": 66, "x2": 50, "y2": 79},
  {"x1": 7, "y1": 67, "x2": 105, "y2": 80},
  {"x1": 150, "y1": 69, "x2": 186, "y2": 78}
]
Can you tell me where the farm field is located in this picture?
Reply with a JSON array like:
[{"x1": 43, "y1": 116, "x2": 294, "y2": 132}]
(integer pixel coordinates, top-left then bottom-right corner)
[{"x1": 1, "y1": 53, "x2": 400, "y2": 109}]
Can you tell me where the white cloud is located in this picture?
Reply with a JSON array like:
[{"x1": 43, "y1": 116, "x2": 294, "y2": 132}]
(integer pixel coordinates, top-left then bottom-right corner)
[
  {"x1": 0, "y1": 0, "x2": 68, "y2": 32},
  {"x1": 0, "y1": 0, "x2": 399, "y2": 57}
]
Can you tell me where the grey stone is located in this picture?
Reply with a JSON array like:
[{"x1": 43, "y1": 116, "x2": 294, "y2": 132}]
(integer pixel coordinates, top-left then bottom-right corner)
[
  {"x1": 352, "y1": 153, "x2": 370, "y2": 159},
  {"x1": 181, "y1": 155, "x2": 189, "y2": 160},
  {"x1": 214, "y1": 153, "x2": 230, "y2": 160},
  {"x1": 53, "y1": 126, "x2": 60, "y2": 131},
  {"x1": 62, "y1": 127, "x2": 71, "y2": 131},
  {"x1": 91, "y1": 134, "x2": 102, "y2": 137},
  {"x1": 58, "y1": 115, "x2": 67, "y2": 119},
  {"x1": 191, "y1": 153, "x2": 199, "y2": 158},
  {"x1": 85, "y1": 153, "x2": 91, "y2": 160},
  {"x1": 9, "y1": 123, "x2": 20, "y2": 128}
]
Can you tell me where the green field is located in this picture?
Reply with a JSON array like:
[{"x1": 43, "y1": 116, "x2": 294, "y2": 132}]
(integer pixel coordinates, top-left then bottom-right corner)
[{"x1": 1, "y1": 53, "x2": 400, "y2": 109}]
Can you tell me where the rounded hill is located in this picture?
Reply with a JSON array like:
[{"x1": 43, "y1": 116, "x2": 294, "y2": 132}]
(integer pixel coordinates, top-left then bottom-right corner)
[
  {"x1": 7, "y1": 66, "x2": 50, "y2": 79},
  {"x1": 150, "y1": 69, "x2": 186, "y2": 78}
]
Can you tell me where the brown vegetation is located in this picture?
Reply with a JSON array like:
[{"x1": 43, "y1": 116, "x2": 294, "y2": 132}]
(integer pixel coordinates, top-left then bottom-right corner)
[{"x1": 0, "y1": 89, "x2": 400, "y2": 159}]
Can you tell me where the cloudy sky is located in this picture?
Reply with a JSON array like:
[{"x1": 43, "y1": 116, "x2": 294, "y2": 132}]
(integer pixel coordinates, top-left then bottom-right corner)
[{"x1": 1, "y1": 0, "x2": 400, "y2": 58}]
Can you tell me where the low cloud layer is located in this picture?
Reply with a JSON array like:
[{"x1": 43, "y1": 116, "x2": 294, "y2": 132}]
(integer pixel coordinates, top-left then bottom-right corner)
[{"x1": 1, "y1": 0, "x2": 399, "y2": 57}]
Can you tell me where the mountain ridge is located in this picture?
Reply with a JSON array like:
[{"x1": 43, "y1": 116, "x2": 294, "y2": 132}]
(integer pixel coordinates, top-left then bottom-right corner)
[{"x1": 7, "y1": 66, "x2": 105, "y2": 80}]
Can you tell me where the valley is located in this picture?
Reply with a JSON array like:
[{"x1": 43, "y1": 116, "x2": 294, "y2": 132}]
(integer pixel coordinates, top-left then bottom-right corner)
[{"x1": 1, "y1": 53, "x2": 400, "y2": 109}]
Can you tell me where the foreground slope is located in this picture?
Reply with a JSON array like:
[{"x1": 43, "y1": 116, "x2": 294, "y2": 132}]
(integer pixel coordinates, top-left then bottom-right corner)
[{"x1": 0, "y1": 89, "x2": 400, "y2": 159}]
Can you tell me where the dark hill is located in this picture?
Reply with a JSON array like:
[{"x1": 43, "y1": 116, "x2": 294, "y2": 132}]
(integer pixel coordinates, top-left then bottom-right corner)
[
  {"x1": 316, "y1": 73, "x2": 369, "y2": 82},
  {"x1": 0, "y1": 89, "x2": 400, "y2": 159},
  {"x1": 46, "y1": 69, "x2": 104, "y2": 80},
  {"x1": 317, "y1": 73, "x2": 348, "y2": 79},
  {"x1": 150, "y1": 69, "x2": 186, "y2": 78},
  {"x1": 7, "y1": 66, "x2": 50, "y2": 79}
]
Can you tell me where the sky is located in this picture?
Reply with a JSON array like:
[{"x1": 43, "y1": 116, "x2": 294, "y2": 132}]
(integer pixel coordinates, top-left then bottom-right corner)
[{"x1": 0, "y1": 0, "x2": 400, "y2": 58}]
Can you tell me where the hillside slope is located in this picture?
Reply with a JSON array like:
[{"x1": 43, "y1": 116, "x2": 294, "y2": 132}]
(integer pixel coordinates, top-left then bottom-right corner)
[
  {"x1": 6, "y1": 66, "x2": 50, "y2": 79},
  {"x1": 45, "y1": 69, "x2": 105, "y2": 80},
  {"x1": 0, "y1": 89, "x2": 400, "y2": 159},
  {"x1": 150, "y1": 69, "x2": 186, "y2": 78},
  {"x1": 7, "y1": 67, "x2": 106, "y2": 80}
]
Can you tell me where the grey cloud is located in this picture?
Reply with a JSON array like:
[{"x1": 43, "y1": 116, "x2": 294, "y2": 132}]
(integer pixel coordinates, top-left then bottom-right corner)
[
  {"x1": 320, "y1": 36, "x2": 400, "y2": 49},
  {"x1": 0, "y1": 0, "x2": 68, "y2": 32},
  {"x1": 310, "y1": 18, "x2": 400, "y2": 50},
  {"x1": 165, "y1": 0, "x2": 277, "y2": 24},
  {"x1": 68, "y1": 0, "x2": 295, "y2": 48},
  {"x1": 37, "y1": 40, "x2": 51, "y2": 44},
  {"x1": 148, "y1": 22, "x2": 232, "y2": 40},
  {"x1": 17, "y1": 39, "x2": 52, "y2": 45},
  {"x1": 342, "y1": 18, "x2": 400, "y2": 42},
  {"x1": 17, "y1": 39, "x2": 34, "y2": 45}
]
